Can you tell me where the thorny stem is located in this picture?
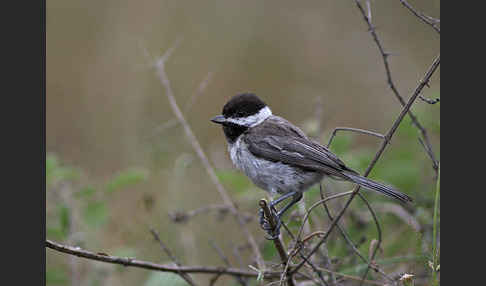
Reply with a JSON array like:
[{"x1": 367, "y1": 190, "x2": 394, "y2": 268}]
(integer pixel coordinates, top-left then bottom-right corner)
[
  {"x1": 354, "y1": 0, "x2": 440, "y2": 177},
  {"x1": 290, "y1": 54, "x2": 440, "y2": 276}
]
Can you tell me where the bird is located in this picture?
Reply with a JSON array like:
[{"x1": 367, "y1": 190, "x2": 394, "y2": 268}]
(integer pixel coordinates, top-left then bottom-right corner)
[{"x1": 211, "y1": 93, "x2": 412, "y2": 239}]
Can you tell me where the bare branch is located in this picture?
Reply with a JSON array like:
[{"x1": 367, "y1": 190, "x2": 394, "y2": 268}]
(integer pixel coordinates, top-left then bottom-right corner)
[
  {"x1": 291, "y1": 54, "x2": 440, "y2": 276},
  {"x1": 398, "y1": 0, "x2": 440, "y2": 34},
  {"x1": 327, "y1": 127, "x2": 385, "y2": 148},
  {"x1": 209, "y1": 241, "x2": 248, "y2": 286},
  {"x1": 168, "y1": 204, "x2": 252, "y2": 224},
  {"x1": 184, "y1": 72, "x2": 213, "y2": 113},
  {"x1": 418, "y1": 137, "x2": 440, "y2": 175},
  {"x1": 354, "y1": 0, "x2": 440, "y2": 177},
  {"x1": 209, "y1": 273, "x2": 223, "y2": 286},
  {"x1": 419, "y1": 95, "x2": 440, "y2": 105},
  {"x1": 360, "y1": 203, "x2": 421, "y2": 232},
  {"x1": 313, "y1": 266, "x2": 388, "y2": 286},
  {"x1": 319, "y1": 184, "x2": 367, "y2": 263},
  {"x1": 149, "y1": 229, "x2": 197, "y2": 286},
  {"x1": 147, "y1": 72, "x2": 213, "y2": 140},
  {"x1": 148, "y1": 41, "x2": 265, "y2": 270},
  {"x1": 320, "y1": 182, "x2": 392, "y2": 283},
  {"x1": 259, "y1": 199, "x2": 296, "y2": 286},
  {"x1": 45, "y1": 240, "x2": 311, "y2": 281},
  {"x1": 295, "y1": 190, "x2": 354, "y2": 248}
]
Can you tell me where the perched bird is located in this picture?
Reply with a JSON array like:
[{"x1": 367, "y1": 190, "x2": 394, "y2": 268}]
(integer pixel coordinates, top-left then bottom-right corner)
[{"x1": 211, "y1": 93, "x2": 412, "y2": 238}]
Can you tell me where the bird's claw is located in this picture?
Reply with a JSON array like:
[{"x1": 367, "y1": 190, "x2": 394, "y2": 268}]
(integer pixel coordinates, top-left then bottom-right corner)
[{"x1": 258, "y1": 208, "x2": 282, "y2": 240}]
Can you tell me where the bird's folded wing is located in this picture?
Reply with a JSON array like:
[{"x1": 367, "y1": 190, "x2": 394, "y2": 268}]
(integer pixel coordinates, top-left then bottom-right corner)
[{"x1": 244, "y1": 133, "x2": 356, "y2": 177}]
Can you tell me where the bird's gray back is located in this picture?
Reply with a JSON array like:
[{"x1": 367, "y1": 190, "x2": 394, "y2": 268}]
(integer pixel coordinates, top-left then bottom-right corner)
[{"x1": 228, "y1": 116, "x2": 324, "y2": 195}]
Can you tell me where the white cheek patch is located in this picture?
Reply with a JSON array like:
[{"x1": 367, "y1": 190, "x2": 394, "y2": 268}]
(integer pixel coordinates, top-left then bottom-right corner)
[{"x1": 226, "y1": 106, "x2": 272, "y2": 127}]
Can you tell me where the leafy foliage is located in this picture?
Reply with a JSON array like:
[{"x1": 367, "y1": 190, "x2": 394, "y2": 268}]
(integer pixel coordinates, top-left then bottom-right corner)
[
  {"x1": 106, "y1": 169, "x2": 148, "y2": 194},
  {"x1": 46, "y1": 154, "x2": 148, "y2": 285}
]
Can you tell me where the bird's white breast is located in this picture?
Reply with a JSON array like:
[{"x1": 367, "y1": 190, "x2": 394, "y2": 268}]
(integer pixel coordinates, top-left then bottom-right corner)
[{"x1": 228, "y1": 137, "x2": 324, "y2": 195}]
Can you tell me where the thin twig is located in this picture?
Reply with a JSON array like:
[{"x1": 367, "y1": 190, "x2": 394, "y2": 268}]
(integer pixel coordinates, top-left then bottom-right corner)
[
  {"x1": 319, "y1": 184, "x2": 366, "y2": 262},
  {"x1": 259, "y1": 199, "x2": 296, "y2": 286},
  {"x1": 209, "y1": 273, "x2": 223, "y2": 286},
  {"x1": 149, "y1": 229, "x2": 197, "y2": 286},
  {"x1": 398, "y1": 0, "x2": 440, "y2": 34},
  {"x1": 319, "y1": 185, "x2": 394, "y2": 284},
  {"x1": 184, "y1": 72, "x2": 213, "y2": 113},
  {"x1": 46, "y1": 240, "x2": 316, "y2": 281},
  {"x1": 296, "y1": 191, "x2": 354, "y2": 242},
  {"x1": 356, "y1": 194, "x2": 390, "y2": 286},
  {"x1": 210, "y1": 241, "x2": 247, "y2": 286},
  {"x1": 168, "y1": 204, "x2": 252, "y2": 224},
  {"x1": 147, "y1": 72, "x2": 213, "y2": 140},
  {"x1": 145, "y1": 40, "x2": 265, "y2": 270},
  {"x1": 418, "y1": 95, "x2": 440, "y2": 105},
  {"x1": 327, "y1": 127, "x2": 385, "y2": 148},
  {"x1": 354, "y1": 0, "x2": 439, "y2": 177},
  {"x1": 355, "y1": 1, "x2": 440, "y2": 281},
  {"x1": 46, "y1": 240, "x2": 257, "y2": 278},
  {"x1": 290, "y1": 54, "x2": 440, "y2": 276},
  {"x1": 432, "y1": 164, "x2": 440, "y2": 285},
  {"x1": 357, "y1": 55, "x2": 440, "y2": 285},
  {"x1": 313, "y1": 266, "x2": 388, "y2": 286},
  {"x1": 418, "y1": 137, "x2": 439, "y2": 176}
]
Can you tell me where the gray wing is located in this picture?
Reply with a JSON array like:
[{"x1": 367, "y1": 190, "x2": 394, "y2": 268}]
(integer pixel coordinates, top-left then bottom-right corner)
[{"x1": 244, "y1": 116, "x2": 358, "y2": 178}]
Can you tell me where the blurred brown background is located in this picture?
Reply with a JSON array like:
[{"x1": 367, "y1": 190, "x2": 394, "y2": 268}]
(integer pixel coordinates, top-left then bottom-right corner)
[{"x1": 46, "y1": 0, "x2": 440, "y2": 285}]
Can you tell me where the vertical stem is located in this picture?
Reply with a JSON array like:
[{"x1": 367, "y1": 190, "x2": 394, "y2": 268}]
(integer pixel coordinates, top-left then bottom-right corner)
[
  {"x1": 259, "y1": 199, "x2": 295, "y2": 286},
  {"x1": 432, "y1": 163, "x2": 440, "y2": 285}
]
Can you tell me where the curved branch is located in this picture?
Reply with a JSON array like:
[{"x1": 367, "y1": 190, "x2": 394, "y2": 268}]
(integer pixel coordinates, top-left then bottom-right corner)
[
  {"x1": 354, "y1": 0, "x2": 440, "y2": 176},
  {"x1": 45, "y1": 240, "x2": 293, "y2": 280},
  {"x1": 291, "y1": 54, "x2": 440, "y2": 276},
  {"x1": 399, "y1": 0, "x2": 440, "y2": 34},
  {"x1": 145, "y1": 41, "x2": 265, "y2": 270}
]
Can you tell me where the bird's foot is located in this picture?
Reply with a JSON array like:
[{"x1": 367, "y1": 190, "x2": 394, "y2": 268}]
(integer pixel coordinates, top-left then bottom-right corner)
[{"x1": 258, "y1": 208, "x2": 282, "y2": 240}]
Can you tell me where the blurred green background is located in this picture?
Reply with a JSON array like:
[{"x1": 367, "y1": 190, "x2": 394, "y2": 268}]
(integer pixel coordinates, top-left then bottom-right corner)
[{"x1": 46, "y1": 0, "x2": 440, "y2": 285}]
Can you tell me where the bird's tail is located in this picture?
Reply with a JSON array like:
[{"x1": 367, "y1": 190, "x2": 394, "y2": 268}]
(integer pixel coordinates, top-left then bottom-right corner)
[{"x1": 343, "y1": 172, "x2": 413, "y2": 203}]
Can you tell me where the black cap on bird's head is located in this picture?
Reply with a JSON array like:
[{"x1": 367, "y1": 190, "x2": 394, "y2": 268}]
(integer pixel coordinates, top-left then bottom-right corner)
[
  {"x1": 211, "y1": 93, "x2": 272, "y2": 143},
  {"x1": 211, "y1": 93, "x2": 270, "y2": 125},
  {"x1": 222, "y1": 93, "x2": 267, "y2": 119}
]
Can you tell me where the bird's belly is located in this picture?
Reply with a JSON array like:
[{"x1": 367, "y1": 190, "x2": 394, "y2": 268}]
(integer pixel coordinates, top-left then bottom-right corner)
[{"x1": 229, "y1": 140, "x2": 324, "y2": 195}]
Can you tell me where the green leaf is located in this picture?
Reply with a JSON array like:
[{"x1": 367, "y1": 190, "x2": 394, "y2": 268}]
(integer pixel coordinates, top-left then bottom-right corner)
[
  {"x1": 105, "y1": 169, "x2": 148, "y2": 194},
  {"x1": 83, "y1": 201, "x2": 107, "y2": 227}
]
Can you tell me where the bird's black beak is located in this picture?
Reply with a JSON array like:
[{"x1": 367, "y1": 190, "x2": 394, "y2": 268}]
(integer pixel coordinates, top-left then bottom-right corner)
[{"x1": 211, "y1": 115, "x2": 226, "y2": 124}]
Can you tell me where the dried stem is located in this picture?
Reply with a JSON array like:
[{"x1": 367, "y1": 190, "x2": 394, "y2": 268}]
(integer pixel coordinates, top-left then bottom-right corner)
[
  {"x1": 45, "y1": 240, "x2": 309, "y2": 280},
  {"x1": 291, "y1": 54, "x2": 440, "y2": 276},
  {"x1": 149, "y1": 229, "x2": 197, "y2": 286},
  {"x1": 145, "y1": 40, "x2": 265, "y2": 270},
  {"x1": 168, "y1": 204, "x2": 252, "y2": 224},
  {"x1": 354, "y1": 0, "x2": 440, "y2": 177},
  {"x1": 327, "y1": 127, "x2": 385, "y2": 148},
  {"x1": 398, "y1": 0, "x2": 440, "y2": 34},
  {"x1": 259, "y1": 199, "x2": 296, "y2": 286},
  {"x1": 210, "y1": 241, "x2": 248, "y2": 286}
]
